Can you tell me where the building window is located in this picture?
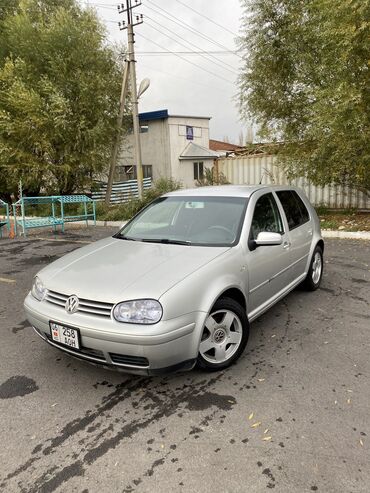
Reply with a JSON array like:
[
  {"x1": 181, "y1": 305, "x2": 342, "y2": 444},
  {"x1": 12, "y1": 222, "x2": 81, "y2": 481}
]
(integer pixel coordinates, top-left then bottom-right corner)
[
  {"x1": 186, "y1": 126, "x2": 194, "y2": 140},
  {"x1": 142, "y1": 165, "x2": 153, "y2": 178},
  {"x1": 116, "y1": 165, "x2": 152, "y2": 181},
  {"x1": 193, "y1": 161, "x2": 204, "y2": 180}
]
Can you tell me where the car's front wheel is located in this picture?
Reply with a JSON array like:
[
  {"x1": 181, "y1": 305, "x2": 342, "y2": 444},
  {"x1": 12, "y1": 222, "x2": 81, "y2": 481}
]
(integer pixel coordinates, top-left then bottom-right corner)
[{"x1": 197, "y1": 297, "x2": 249, "y2": 371}]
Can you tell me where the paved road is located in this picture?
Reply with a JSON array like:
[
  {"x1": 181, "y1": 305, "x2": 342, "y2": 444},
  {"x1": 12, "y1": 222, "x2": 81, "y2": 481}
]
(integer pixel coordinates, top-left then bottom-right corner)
[{"x1": 0, "y1": 229, "x2": 369, "y2": 492}]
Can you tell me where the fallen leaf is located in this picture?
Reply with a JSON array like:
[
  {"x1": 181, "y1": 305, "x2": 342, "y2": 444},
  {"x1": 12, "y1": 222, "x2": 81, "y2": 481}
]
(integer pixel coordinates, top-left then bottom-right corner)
[
  {"x1": 334, "y1": 400, "x2": 338, "y2": 405},
  {"x1": 360, "y1": 439, "x2": 364, "y2": 447},
  {"x1": 262, "y1": 436, "x2": 272, "y2": 441},
  {"x1": 51, "y1": 403, "x2": 57, "y2": 407},
  {"x1": 347, "y1": 389, "x2": 353, "y2": 393},
  {"x1": 258, "y1": 378, "x2": 265, "y2": 382},
  {"x1": 248, "y1": 413, "x2": 254, "y2": 420},
  {"x1": 252, "y1": 422, "x2": 262, "y2": 428},
  {"x1": 264, "y1": 429, "x2": 269, "y2": 434},
  {"x1": 227, "y1": 400, "x2": 234, "y2": 403},
  {"x1": 160, "y1": 444, "x2": 164, "y2": 449},
  {"x1": 347, "y1": 398, "x2": 351, "y2": 404},
  {"x1": 271, "y1": 335, "x2": 276, "y2": 338}
]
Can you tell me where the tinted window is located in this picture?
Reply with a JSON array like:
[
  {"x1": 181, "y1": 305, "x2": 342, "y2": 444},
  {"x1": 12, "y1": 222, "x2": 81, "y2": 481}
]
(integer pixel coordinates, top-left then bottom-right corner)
[
  {"x1": 276, "y1": 191, "x2": 310, "y2": 230},
  {"x1": 250, "y1": 193, "x2": 284, "y2": 240}
]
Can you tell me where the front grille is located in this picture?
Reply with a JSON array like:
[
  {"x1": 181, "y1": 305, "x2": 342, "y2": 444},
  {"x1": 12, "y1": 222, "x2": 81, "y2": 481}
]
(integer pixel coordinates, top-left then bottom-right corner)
[
  {"x1": 109, "y1": 353, "x2": 149, "y2": 368},
  {"x1": 45, "y1": 333, "x2": 106, "y2": 361},
  {"x1": 45, "y1": 290, "x2": 114, "y2": 318}
]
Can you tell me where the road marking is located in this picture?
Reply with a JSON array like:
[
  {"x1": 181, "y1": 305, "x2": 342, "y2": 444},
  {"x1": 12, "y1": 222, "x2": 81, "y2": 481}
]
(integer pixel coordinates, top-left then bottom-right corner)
[
  {"x1": 0, "y1": 277, "x2": 16, "y2": 284},
  {"x1": 35, "y1": 237, "x2": 92, "y2": 244}
]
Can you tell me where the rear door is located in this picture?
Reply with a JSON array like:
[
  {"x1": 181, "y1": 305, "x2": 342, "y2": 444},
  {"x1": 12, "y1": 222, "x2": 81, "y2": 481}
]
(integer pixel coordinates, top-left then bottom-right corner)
[
  {"x1": 244, "y1": 190, "x2": 292, "y2": 317},
  {"x1": 275, "y1": 190, "x2": 313, "y2": 283}
]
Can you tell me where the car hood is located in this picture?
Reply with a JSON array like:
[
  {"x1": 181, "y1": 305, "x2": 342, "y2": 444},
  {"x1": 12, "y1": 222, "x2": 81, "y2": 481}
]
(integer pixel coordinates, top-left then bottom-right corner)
[{"x1": 39, "y1": 237, "x2": 230, "y2": 303}]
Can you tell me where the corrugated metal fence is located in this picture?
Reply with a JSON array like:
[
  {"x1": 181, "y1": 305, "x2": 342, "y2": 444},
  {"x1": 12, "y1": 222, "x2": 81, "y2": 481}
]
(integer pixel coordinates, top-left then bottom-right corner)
[
  {"x1": 92, "y1": 178, "x2": 152, "y2": 204},
  {"x1": 219, "y1": 155, "x2": 369, "y2": 209}
]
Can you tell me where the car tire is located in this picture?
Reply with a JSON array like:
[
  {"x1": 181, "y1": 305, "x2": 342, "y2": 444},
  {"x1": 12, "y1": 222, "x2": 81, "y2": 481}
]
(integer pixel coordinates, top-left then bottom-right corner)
[
  {"x1": 302, "y1": 245, "x2": 323, "y2": 291},
  {"x1": 197, "y1": 297, "x2": 249, "y2": 371}
]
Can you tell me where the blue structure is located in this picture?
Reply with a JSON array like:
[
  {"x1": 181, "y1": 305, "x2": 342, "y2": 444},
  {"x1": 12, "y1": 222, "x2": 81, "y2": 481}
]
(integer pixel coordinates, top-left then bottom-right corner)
[
  {"x1": 0, "y1": 199, "x2": 10, "y2": 238},
  {"x1": 13, "y1": 195, "x2": 96, "y2": 237}
]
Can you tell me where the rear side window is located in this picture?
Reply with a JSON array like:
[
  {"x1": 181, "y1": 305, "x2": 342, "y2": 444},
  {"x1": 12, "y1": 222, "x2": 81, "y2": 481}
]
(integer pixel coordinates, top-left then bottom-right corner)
[{"x1": 276, "y1": 191, "x2": 310, "y2": 230}]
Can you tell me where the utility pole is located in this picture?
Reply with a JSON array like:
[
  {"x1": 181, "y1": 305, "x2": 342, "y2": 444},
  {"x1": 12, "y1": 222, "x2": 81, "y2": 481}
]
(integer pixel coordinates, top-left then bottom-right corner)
[{"x1": 105, "y1": 1, "x2": 144, "y2": 206}]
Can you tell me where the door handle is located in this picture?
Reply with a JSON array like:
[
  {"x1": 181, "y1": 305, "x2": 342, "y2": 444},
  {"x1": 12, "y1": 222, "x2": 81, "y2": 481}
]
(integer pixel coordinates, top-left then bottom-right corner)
[{"x1": 283, "y1": 241, "x2": 291, "y2": 249}]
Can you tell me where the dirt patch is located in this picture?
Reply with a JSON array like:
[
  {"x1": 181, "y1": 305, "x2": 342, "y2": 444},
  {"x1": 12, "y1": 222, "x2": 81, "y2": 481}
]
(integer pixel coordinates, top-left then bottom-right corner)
[{"x1": 318, "y1": 210, "x2": 370, "y2": 231}]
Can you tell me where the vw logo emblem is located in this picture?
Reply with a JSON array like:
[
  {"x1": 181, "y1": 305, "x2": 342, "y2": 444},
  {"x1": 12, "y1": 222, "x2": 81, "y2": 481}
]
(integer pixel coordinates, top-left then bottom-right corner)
[{"x1": 65, "y1": 295, "x2": 79, "y2": 314}]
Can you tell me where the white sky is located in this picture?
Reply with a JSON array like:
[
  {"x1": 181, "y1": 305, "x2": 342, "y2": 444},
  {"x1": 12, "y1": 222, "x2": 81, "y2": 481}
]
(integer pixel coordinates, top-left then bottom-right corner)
[{"x1": 82, "y1": 0, "x2": 248, "y2": 144}]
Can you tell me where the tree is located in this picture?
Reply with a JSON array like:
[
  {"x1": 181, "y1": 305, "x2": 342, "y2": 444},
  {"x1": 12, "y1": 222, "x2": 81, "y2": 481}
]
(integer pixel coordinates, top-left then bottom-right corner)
[
  {"x1": 0, "y1": 0, "x2": 123, "y2": 200},
  {"x1": 238, "y1": 0, "x2": 370, "y2": 193}
]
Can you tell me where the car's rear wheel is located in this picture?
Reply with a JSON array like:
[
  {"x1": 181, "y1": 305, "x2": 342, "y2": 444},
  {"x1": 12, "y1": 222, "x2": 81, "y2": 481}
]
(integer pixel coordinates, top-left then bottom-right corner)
[
  {"x1": 302, "y1": 245, "x2": 323, "y2": 291},
  {"x1": 197, "y1": 297, "x2": 249, "y2": 371}
]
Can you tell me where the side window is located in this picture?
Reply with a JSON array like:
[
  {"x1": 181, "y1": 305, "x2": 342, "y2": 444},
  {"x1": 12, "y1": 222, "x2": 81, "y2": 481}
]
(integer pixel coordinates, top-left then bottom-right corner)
[
  {"x1": 276, "y1": 191, "x2": 310, "y2": 230},
  {"x1": 250, "y1": 193, "x2": 284, "y2": 240},
  {"x1": 292, "y1": 191, "x2": 310, "y2": 223}
]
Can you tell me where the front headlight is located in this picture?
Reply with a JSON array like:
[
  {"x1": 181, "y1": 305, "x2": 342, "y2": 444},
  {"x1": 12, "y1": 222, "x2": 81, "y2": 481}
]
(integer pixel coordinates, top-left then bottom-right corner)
[
  {"x1": 31, "y1": 276, "x2": 47, "y2": 301},
  {"x1": 113, "y1": 299, "x2": 162, "y2": 324}
]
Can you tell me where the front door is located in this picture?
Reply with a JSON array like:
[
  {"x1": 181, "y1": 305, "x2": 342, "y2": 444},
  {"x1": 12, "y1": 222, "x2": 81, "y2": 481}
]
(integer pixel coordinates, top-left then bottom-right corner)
[{"x1": 244, "y1": 191, "x2": 292, "y2": 319}]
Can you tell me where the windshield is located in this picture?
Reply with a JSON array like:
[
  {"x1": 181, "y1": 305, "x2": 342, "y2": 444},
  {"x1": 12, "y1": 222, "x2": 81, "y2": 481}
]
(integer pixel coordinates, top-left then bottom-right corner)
[{"x1": 116, "y1": 196, "x2": 248, "y2": 246}]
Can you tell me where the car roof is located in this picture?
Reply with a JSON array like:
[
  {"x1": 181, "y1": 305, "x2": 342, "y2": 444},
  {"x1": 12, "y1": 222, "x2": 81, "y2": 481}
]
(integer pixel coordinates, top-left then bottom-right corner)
[
  {"x1": 164, "y1": 185, "x2": 269, "y2": 198},
  {"x1": 164, "y1": 184, "x2": 305, "y2": 198}
]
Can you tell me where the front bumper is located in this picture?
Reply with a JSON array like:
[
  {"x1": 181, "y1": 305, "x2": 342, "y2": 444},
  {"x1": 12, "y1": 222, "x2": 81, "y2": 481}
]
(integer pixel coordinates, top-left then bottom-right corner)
[{"x1": 24, "y1": 293, "x2": 205, "y2": 375}]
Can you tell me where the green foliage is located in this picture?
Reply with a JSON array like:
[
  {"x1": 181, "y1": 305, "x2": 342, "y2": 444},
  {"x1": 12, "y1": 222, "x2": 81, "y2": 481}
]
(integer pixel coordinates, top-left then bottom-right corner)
[
  {"x1": 239, "y1": 0, "x2": 370, "y2": 193},
  {"x1": 95, "y1": 177, "x2": 183, "y2": 221},
  {"x1": 0, "y1": 0, "x2": 123, "y2": 200},
  {"x1": 196, "y1": 166, "x2": 230, "y2": 187}
]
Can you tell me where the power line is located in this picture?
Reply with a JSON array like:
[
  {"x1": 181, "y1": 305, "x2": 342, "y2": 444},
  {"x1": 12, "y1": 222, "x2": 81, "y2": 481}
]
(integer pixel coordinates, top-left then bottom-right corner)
[
  {"x1": 144, "y1": 18, "x2": 238, "y2": 75},
  {"x1": 173, "y1": 0, "x2": 237, "y2": 37},
  {"x1": 136, "y1": 32, "x2": 235, "y2": 85},
  {"x1": 139, "y1": 61, "x2": 227, "y2": 93},
  {"x1": 144, "y1": 0, "x2": 242, "y2": 58}
]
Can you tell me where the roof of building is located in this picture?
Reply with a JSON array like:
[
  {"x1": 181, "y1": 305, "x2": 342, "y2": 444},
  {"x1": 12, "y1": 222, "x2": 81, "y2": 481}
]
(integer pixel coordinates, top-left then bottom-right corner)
[
  {"x1": 179, "y1": 142, "x2": 219, "y2": 161},
  {"x1": 209, "y1": 139, "x2": 244, "y2": 152},
  {"x1": 139, "y1": 109, "x2": 211, "y2": 122}
]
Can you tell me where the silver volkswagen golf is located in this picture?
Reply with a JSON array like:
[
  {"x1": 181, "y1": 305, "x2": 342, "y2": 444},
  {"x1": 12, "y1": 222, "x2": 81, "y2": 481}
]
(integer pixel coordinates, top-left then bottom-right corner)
[{"x1": 24, "y1": 185, "x2": 324, "y2": 374}]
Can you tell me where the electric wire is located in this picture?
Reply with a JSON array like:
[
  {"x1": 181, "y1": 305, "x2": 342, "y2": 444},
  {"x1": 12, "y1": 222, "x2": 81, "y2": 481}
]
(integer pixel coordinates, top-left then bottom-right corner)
[
  {"x1": 144, "y1": 18, "x2": 238, "y2": 75},
  {"x1": 136, "y1": 32, "x2": 235, "y2": 85},
  {"x1": 144, "y1": 0, "x2": 241, "y2": 58},
  {"x1": 173, "y1": 0, "x2": 237, "y2": 37}
]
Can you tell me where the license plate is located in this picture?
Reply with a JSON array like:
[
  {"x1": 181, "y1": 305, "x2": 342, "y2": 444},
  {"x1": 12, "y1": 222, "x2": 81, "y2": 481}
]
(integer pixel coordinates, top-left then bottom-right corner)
[{"x1": 50, "y1": 322, "x2": 80, "y2": 349}]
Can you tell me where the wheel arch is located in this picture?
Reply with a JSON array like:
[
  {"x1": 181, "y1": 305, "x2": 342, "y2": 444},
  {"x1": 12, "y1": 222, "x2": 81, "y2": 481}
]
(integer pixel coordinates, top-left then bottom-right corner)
[
  {"x1": 210, "y1": 286, "x2": 247, "y2": 313},
  {"x1": 317, "y1": 239, "x2": 324, "y2": 253}
]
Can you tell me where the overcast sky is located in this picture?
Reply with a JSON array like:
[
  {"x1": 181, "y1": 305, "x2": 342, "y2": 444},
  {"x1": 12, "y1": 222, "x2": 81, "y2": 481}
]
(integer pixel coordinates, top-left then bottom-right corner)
[{"x1": 82, "y1": 0, "x2": 247, "y2": 144}]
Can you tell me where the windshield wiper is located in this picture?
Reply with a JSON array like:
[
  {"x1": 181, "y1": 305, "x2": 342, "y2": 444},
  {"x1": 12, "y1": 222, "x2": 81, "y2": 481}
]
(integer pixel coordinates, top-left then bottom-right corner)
[
  {"x1": 114, "y1": 234, "x2": 142, "y2": 241},
  {"x1": 141, "y1": 238, "x2": 191, "y2": 245}
]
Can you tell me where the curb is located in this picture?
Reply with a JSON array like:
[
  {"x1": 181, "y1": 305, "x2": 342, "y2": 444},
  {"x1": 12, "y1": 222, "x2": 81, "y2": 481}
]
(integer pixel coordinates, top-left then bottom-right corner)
[{"x1": 321, "y1": 230, "x2": 370, "y2": 240}]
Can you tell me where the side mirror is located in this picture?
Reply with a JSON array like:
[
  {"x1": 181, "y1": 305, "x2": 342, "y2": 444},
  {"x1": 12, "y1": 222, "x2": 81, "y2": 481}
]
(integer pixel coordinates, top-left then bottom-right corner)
[{"x1": 255, "y1": 232, "x2": 283, "y2": 246}]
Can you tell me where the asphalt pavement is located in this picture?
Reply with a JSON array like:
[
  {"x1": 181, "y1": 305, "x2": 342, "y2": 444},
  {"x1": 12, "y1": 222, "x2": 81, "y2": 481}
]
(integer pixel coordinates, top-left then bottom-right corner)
[{"x1": 0, "y1": 228, "x2": 369, "y2": 492}]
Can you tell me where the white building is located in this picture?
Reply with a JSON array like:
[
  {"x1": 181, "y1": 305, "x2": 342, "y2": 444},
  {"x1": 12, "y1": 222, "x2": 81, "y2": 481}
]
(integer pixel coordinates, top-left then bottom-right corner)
[{"x1": 117, "y1": 109, "x2": 219, "y2": 188}]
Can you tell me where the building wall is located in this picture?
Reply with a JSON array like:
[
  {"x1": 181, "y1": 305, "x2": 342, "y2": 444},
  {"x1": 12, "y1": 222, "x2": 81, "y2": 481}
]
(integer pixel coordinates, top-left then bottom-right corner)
[
  {"x1": 118, "y1": 116, "x2": 212, "y2": 188},
  {"x1": 219, "y1": 154, "x2": 369, "y2": 209},
  {"x1": 167, "y1": 116, "x2": 210, "y2": 187},
  {"x1": 118, "y1": 120, "x2": 170, "y2": 181}
]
